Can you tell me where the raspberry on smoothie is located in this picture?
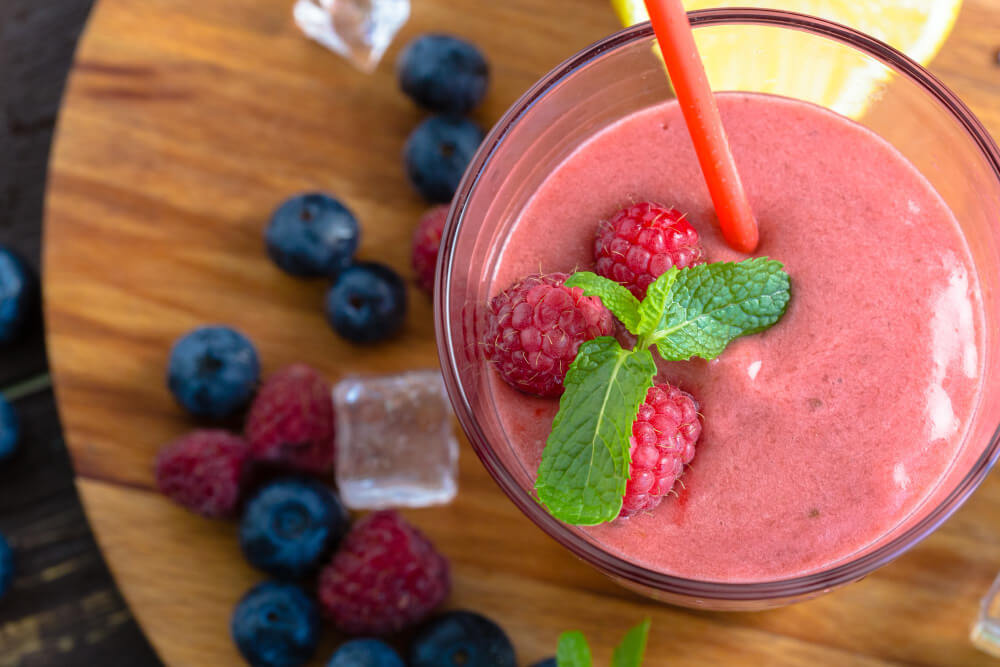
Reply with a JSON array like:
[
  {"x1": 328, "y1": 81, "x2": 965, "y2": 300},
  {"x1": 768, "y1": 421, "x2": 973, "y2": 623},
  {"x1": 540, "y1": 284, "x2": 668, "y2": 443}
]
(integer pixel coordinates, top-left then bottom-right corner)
[
  {"x1": 484, "y1": 273, "x2": 614, "y2": 397},
  {"x1": 621, "y1": 383, "x2": 701, "y2": 517},
  {"x1": 594, "y1": 201, "x2": 704, "y2": 299}
]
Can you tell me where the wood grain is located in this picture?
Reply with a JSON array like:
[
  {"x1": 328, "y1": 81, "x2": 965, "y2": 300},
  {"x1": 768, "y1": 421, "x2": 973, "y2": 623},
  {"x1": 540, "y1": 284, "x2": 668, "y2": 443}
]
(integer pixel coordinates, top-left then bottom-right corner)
[
  {"x1": 43, "y1": 0, "x2": 1000, "y2": 664},
  {"x1": 0, "y1": 391, "x2": 159, "y2": 667},
  {"x1": 0, "y1": 0, "x2": 160, "y2": 663}
]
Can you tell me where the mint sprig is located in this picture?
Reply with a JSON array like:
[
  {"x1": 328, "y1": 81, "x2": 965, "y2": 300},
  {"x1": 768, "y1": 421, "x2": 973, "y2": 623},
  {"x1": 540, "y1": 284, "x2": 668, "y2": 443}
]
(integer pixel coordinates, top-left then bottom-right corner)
[
  {"x1": 535, "y1": 337, "x2": 657, "y2": 525},
  {"x1": 611, "y1": 619, "x2": 651, "y2": 667},
  {"x1": 555, "y1": 619, "x2": 651, "y2": 667},
  {"x1": 537, "y1": 259, "x2": 790, "y2": 525},
  {"x1": 556, "y1": 631, "x2": 593, "y2": 667}
]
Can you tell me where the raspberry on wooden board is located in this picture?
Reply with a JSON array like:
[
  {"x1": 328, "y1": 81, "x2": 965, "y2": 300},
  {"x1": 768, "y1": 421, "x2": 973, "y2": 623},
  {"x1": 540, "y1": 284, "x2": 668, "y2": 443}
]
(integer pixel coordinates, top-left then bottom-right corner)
[
  {"x1": 317, "y1": 510, "x2": 449, "y2": 635},
  {"x1": 412, "y1": 205, "x2": 449, "y2": 293},
  {"x1": 246, "y1": 364, "x2": 336, "y2": 474},
  {"x1": 155, "y1": 430, "x2": 251, "y2": 518}
]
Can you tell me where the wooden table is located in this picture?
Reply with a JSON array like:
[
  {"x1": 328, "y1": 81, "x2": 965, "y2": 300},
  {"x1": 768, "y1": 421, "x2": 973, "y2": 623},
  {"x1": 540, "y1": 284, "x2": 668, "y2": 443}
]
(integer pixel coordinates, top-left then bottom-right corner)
[
  {"x1": 0, "y1": 1, "x2": 160, "y2": 664},
  {"x1": 42, "y1": 0, "x2": 1000, "y2": 664}
]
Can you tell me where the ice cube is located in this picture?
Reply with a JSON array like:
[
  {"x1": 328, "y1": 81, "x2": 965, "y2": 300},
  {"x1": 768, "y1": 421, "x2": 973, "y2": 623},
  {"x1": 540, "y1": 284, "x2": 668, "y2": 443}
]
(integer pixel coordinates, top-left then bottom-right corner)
[
  {"x1": 334, "y1": 370, "x2": 458, "y2": 509},
  {"x1": 973, "y1": 573, "x2": 1000, "y2": 658},
  {"x1": 293, "y1": 0, "x2": 409, "y2": 73}
]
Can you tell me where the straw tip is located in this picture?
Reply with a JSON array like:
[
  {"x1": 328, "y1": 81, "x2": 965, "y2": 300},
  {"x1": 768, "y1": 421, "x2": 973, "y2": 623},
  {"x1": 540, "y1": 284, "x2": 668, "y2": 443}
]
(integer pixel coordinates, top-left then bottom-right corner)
[{"x1": 723, "y1": 220, "x2": 760, "y2": 255}]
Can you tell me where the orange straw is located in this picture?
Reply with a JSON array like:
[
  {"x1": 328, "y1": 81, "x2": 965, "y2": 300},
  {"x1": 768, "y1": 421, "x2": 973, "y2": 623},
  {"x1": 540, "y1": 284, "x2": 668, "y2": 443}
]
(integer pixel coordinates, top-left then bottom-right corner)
[{"x1": 643, "y1": 0, "x2": 759, "y2": 253}]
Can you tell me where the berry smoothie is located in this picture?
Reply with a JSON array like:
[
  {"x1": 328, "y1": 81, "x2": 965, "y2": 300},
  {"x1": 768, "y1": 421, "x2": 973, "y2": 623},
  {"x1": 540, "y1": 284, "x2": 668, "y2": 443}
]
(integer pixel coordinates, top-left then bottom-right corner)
[{"x1": 488, "y1": 93, "x2": 984, "y2": 582}]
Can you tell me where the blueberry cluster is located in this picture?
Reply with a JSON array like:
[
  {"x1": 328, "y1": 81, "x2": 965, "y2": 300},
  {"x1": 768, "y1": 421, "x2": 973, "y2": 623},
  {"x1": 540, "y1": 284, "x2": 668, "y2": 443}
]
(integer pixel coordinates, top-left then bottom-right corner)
[
  {"x1": 264, "y1": 193, "x2": 408, "y2": 344},
  {"x1": 397, "y1": 34, "x2": 489, "y2": 204},
  {"x1": 230, "y1": 479, "x2": 347, "y2": 667},
  {"x1": 201, "y1": 469, "x2": 517, "y2": 667},
  {"x1": 162, "y1": 328, "x2": 518, "y2": 667},
  {"x1": 262, "y1": 34, "x2": 492, "y2": 339},
  {"x1": 397, "y1": 35, "x2": 492, "y2": 296},
  {"x1": 229, "y1": 491, "x2": 518, "y2": 667},
  {"x1": 232, "y1": 498, "x2": 518, "y2": 666},
  {"x1": 233, "y1": 593, "x2": 518, "y2": 667}
]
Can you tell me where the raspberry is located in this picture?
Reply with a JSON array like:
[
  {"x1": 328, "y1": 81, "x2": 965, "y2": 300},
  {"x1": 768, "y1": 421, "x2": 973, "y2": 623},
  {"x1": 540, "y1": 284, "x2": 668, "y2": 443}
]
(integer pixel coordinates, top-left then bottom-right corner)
[
  {"x1": 594, "y1": 202, "x2": 704, "y2": 299},
  {"x1": 318, "y1": 510, "x2": 449, "y2": 635},
  {"x1": 246, "y1": 364, "x2": 335, "y2": 474},
  {"x1": 620, "y1": 383, "x2": 701, "y2": 518},
  {"x1": 412, "y1": 205, "x2": 449, "y2": 292},
  {"x1": 484, "y1": 273, "x2": 613, "y2": 397},
  {"x1": 155, "y1": 430, "x2": 250, "y2": 518}
]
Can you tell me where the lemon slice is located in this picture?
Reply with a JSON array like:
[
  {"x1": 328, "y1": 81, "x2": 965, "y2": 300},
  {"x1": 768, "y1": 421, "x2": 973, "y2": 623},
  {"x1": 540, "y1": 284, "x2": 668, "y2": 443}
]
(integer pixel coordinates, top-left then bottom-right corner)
[{"x1": 610, "y1": 0, "x2": 962, "y2": 118}]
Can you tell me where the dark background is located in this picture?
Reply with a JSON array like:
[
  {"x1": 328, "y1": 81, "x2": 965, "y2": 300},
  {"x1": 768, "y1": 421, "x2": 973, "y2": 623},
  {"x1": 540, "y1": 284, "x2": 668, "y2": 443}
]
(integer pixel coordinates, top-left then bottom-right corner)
[{"x1": 1, "y1": 1, "x2": 161, "y2": 664}]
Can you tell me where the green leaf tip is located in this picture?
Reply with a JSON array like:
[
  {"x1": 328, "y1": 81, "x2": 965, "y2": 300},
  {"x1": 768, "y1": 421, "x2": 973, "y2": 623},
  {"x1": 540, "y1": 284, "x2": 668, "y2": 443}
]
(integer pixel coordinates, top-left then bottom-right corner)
[
  {"x1": 556, "y1": 630, "x2": 593, "y2": 667},
  {"x1": 611, "y1": 619, "x2": 651, "y2": 667},
  {"x1": 566, "y1": 272, "x2": 642, "y2": 334},
  {"x1": 554, "y1": 619, "x2": 651, "y2": 667}
]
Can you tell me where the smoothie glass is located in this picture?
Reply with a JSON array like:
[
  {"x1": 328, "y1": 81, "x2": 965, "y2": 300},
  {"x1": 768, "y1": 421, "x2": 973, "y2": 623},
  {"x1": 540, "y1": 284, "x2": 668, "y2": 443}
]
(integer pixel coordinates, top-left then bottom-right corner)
[{"x1": 435, "y1": 9, "x2": 1000, "y2": 609}]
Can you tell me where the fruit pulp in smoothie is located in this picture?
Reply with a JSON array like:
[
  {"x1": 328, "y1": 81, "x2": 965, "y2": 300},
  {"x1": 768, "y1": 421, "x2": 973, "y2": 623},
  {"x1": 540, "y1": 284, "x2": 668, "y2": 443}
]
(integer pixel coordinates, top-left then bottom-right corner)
[{"x1": 489, "y1": 92, "x2": 984, "y2": 582}]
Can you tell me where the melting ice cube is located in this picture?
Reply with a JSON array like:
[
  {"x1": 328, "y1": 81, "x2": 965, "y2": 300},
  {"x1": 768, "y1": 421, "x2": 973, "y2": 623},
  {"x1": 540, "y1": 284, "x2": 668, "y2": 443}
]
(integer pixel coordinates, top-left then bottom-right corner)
[
  {"x1": 333, "y1": 370, "x2": 458, "y2": 509},
  {"x1": 972, "y1": 573, "x2": 1000, "y2": 658},
  {"x1": 293, "y1": 0, "x2": 409, "y2": 72}
]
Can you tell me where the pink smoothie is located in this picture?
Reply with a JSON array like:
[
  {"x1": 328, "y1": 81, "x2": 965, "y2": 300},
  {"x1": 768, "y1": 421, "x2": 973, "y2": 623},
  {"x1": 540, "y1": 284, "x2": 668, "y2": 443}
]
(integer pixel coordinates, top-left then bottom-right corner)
[{"x1": 489, "y1": 93, "x2": 984, "y2": 582}]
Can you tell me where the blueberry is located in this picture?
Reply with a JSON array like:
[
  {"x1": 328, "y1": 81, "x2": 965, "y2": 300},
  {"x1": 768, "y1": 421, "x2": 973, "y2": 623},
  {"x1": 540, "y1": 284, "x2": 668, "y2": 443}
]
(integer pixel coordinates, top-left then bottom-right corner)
[
  {"x1": 240, "y1": 479, "x2": 349, "y2": 579},
  {"x1": 231, "y1": 581, "x2": 319, "y2": 667},
  {"x1": 167, "y1": 326, "x2": 260, "y2": 419},
  {"x1": 325, "y1": 263, "x2": 407, "y2": 344},
  {"x1": 0, "y1": 246, "x2": 37, "y2": 346},
  {"x1": 404, "y1": 116, "x2": 484, "y2": 203},
  {"x1": 0, "y1": 396, "x2": 19, "y2": 464},
  {"x1": 410, "y1": 610, "x2": 516, "y2": 667},
  {"x1": 328, "y1": 639, "x2": 405, "y2": 667},
  {"x1": 531, "y1": 659, "x2": 556, "y2": 667},
  {"x1": 0, "y1": 533, "x2": 13, "y2": 599},
  {"x1": 266, "y1": 193, "x2": 360, "y2": 278},
  {"x1": 397, "y1": 34, "x2": 489, "y2": 115}
]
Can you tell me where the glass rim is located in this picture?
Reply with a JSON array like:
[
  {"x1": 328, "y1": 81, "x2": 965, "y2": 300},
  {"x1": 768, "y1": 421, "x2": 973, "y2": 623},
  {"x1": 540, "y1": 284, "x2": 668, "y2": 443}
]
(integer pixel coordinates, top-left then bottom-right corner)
[{"x1": 435, "y1": 8, "x2": 1000, "y2": 600}]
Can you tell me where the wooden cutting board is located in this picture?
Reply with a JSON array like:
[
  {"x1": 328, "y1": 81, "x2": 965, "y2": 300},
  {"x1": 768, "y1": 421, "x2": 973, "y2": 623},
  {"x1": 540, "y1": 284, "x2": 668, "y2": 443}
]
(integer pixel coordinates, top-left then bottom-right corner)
[{"x1": 43, "y1": 0, "x2": 1000, "y2": 664}]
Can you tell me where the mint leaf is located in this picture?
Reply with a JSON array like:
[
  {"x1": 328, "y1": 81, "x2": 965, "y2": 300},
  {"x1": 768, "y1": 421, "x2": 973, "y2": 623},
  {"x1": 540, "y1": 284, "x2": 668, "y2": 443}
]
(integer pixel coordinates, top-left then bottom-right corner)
[
  {"x1": 535, "y1": 337, "x2": 656, "y2": 525},
  {"x1": 556, "y1": 631, "x2": 593, "y2": 667},
  {"x1": 611, "y1": 619, "x2": 651, "y2": 667},
  {"x1": 566, "y1": 272, "x2": 642, "y2": 334},
  {"x1": 643, "y1": 258, "x2": 790, "y2": 361},
  {"x1": 637, "y1": 267, "x2": 679, "y2": 335}
]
